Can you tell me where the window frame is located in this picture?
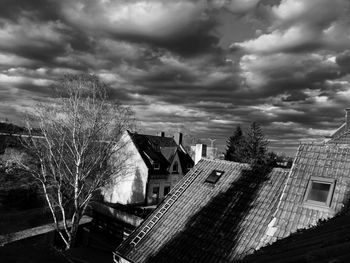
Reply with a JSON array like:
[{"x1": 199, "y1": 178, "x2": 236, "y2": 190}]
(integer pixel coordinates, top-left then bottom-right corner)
[
  {"x1": 205, "y1": 170, "x2": 224, "y2": 184},
  {"x1": 172, "y1": 161, "x2": 179, "y2": 174},
  {"x1": 153, "y1": 162, "x2": 160, "y2": 170},
  {"x1": 303, "y1": 176, "x2": 336, "y2": 209}
]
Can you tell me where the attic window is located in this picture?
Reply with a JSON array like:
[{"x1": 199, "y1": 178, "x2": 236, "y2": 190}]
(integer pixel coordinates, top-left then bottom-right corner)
[
  {"x1": 205, "y1": 170, "x2": 224, "y2": 184},
  {"x1": 304, "y1": 177, "x2": 335, "y2": 208},
  {"x1": 153, "y1": 162, "x2": 160, "y2": 170},
  {"x1": 172, "y1": 161, "x2": 178, "y2": 173}
]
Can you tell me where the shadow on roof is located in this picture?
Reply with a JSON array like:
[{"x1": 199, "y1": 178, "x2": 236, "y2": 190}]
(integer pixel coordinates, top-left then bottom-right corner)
[{"x1": 146, "y1": 164, "x2": 273, "y2": 263}]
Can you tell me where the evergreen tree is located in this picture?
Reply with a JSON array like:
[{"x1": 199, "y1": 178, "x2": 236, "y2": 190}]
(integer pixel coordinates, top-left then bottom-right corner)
[
  {"x1": 225, "y1": 125, "x2": 247, "y2": 162},
  {"x1": 245, "y1": 122, "x2": 268, "y2": 165}
]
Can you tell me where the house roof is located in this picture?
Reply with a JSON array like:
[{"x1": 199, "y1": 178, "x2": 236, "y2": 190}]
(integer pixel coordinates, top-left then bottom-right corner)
[
  {"x1": 241, "y1": 213, "x2": 350, "y2": 263},
  {"x1": 260, "y1": 143, "x2": 350, "y2": 247},
  {"x1": 328, "y1": 125, "x2": 350, "y2": 144},
  {"x1": 115, "y1": 159, "x2": 289, "y2": 262},
  {"x1": 115, "y1": 142, "x2": 350, "y2": 263},
  {"x1": 128, "y1": 131, "x2": 193, "y2": 174}
]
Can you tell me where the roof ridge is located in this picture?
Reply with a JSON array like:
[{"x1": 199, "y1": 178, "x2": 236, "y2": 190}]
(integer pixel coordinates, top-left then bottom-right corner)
[{"x1": 200, "y1": 158, "x2": 250, "y2": 166}]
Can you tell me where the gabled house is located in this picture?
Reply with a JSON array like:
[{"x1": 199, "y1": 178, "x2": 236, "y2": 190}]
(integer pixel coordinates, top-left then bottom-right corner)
[
  {"x1": 102, "y1": 131, "x2": 194, "y2": 206},
  {"x1": 114, "y1": 141, "x2": 350, "y2": 263}
]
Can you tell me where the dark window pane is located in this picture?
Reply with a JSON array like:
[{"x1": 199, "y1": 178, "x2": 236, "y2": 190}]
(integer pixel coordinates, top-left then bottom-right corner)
[
  {"x1": 152, "y1": 187, "x2": 159, "y2": 195},
  {"x1": 307, "y1": 182, "x2": 330, "y2": 203},
  {"x1": 164, "y1": 186, "x2": 170, "y2": 196},
  {"x1": 172, "y1": 162, "x2": 178, "y2": 173},
  {"x1": 205, "y1": 170, "x2": 224, "y2": 184}
]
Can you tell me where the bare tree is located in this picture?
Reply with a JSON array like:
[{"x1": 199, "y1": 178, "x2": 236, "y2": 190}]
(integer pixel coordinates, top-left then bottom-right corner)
[{"x1": 17, "y1": 74, "x2": 133, "y2": 249}]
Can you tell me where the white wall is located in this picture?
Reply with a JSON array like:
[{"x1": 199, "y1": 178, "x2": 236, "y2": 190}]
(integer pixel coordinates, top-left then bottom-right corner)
[{"x1": 102, "y1": 132, "x2": 149, "y2": 205}]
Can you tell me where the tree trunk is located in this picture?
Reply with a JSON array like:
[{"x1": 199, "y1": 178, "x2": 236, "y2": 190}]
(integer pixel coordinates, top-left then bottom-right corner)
[{"x1": 67, "y1": 215, "x2": 80, "y2": 250}]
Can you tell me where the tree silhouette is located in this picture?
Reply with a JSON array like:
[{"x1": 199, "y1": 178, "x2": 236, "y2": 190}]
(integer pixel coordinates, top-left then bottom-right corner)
[
  {"x1": 225, "y1": 123, "x2": 269, "y2": 166},
  {"x1": 225, "y1": 125, "x2": 247, "y2": 162},
  {"x1": 245, "y1": 122, "x2": 268, "y2": 165}
]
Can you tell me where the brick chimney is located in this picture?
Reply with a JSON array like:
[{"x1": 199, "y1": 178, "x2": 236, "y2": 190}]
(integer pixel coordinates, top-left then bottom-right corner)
[
  {"x1": 346, "y1": 109, "x2": 350, "y2": 130},
  {"x1": 174, "y1": 132, "x2": 183, "y2": 145}
]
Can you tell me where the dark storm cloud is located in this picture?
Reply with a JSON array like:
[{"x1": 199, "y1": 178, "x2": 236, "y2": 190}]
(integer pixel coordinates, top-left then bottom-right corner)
[
  {"x1": 2, "y1": 0, "x2": 350, "y2": 155},
  {"x1": 336, "y1": 51, "x2": 350, "y2": 73},
  {"x1": 0, "y1": 0, "x2": 60, "y2": 22}
]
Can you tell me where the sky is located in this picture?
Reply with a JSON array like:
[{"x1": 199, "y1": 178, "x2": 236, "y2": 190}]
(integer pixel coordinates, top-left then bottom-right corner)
[{"x1": 1, "y1": 0, "x2": 350, "y2": 156}]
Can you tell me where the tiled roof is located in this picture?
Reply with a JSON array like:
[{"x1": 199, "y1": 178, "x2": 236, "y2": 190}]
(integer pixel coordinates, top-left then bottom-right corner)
[
  {"x1": 329, "y1": 123, "x2": 346, "y2": 139},
  {"x1": 128, "y1": 131, "x2": 175, "y2": 173},
  {"x1": 261, "y1": 143, "x2": 350, "y2": 246},
  {"x1": 241, "y1": 214, "x2": 350, "y2": 263},
  {"x1": 128, "y1": 131, "x2": 193, "y2": 174},
  {"x1": 115, "y1": 159, "x2": 289, "y2": 262},
  {"x1": 328, "y1": 128, "x2": 350, "y2": 144}
]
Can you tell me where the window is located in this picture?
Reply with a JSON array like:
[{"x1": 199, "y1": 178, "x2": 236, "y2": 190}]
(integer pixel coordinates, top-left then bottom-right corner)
[
  {"x1": 153, "y1": 162, "x2": 160, "y2": 170},
  {"x1": 172, "y1": 161, "x2": 178, "y2": 173},
  {"x1": 187, "y1": 163, "x2": 192, "y2": 170},
  {"x1": 152, "y1": 186, "x2": 160, "y2": 203},
  {"x1": 164, "y1": 185, "x2": 171, "y2": 196},
  {"x1": 304, "y1": 177, "x2": 335, "y2": 208},
  {"x1": 205, "y1": 170, "x2": 224, "y2": 184}
]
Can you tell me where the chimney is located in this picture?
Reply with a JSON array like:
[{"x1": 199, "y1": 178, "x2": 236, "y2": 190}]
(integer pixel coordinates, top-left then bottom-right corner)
[
  {"x1": 346, "y1": 108, "x2": 350, "y2": 130},
  {"x1": 157, "y1": 131, "x2": 165, "y2": 137},
  {"x1": 194, "y1": 144, "x2": 207, "y2": 164},
  {"x1": 174, "y1": 132, "x2": 183, "y2": 145}
]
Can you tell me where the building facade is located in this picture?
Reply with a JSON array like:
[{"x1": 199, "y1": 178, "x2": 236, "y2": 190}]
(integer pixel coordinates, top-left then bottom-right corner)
[{"x1": 102, "y1": 131, "x2": 194, "y2": 206}]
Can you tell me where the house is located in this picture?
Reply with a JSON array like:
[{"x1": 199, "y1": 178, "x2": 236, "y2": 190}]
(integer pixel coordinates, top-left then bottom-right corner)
[
  {"x1": 114, "y1": 140, "x2": 350, "y2": 262},
  {"x1": 102, "y1": 131, "x2": 194, "y2": 206}
]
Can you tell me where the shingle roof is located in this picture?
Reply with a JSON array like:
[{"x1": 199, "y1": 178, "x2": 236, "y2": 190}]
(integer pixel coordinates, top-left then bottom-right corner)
[
  {"x1": 128, "y1": 131, "x2": 193, "y2": 174},
  {"x1": 241, "y1": 214, "x2": 350, "y2": 263},
  {"x1": 128, "y1": 131, "x2": 176, "y2": 174},
  {"x1": 115, "y1": 159, "x2": 289, "y2": 262},
  {"x1": 261, "y1": 143, "x2": 350, "y2": 246}
]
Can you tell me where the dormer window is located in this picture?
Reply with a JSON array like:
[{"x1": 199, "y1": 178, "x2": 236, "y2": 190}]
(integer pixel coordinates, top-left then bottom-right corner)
[
  {"x1": 153, "y1": 162, "x2": 160, "y2": 170},
  {"x1": 303, "y1": 177, "x2": 335, "y2": 209},
  {"x1": 205, "y1": 170, "x2": 224, "y2": 184},
  {"x1": 172, "y1": 161, "x2": 178, "y2": 173}
]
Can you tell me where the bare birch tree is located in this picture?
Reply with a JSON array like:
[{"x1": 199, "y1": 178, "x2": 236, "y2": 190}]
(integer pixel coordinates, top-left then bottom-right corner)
[{"x1": 17, "y1": 74, "x2": 133, "y2": 249}]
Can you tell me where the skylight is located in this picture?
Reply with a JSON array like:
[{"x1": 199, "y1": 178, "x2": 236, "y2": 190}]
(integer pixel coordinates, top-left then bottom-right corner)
[
  {"x1": 205, "y1": 170, "x2": 224, "y2": 184},
  {"x1": 303, "y1": 176, "x2": 335, "y2": 209}
]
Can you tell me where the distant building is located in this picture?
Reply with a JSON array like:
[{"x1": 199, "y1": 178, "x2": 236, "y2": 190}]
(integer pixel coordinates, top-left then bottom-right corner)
[
  {"x1": 190, "y1": 143, "x2": 218, "y2": 164},
  {"x1": 102, "y1": 131, "x2": 194, "y2": 206}
]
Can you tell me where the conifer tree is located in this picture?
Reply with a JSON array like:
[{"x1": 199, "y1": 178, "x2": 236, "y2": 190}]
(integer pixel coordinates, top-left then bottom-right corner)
[
  {"x1": 245, "y1": 122, "x2": 268, "y2": 165},
  {"x1": 225, "y1": 125, "x2": 247, "y2": 162}
]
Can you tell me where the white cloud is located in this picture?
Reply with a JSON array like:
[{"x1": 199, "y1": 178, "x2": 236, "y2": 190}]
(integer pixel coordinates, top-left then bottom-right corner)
[{"x1": 62, "y1": 0, "x2": 207, "y2": 38}]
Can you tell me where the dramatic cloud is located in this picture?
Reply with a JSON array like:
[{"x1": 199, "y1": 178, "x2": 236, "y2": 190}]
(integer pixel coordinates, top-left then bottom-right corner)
[{"x1": 1, "y1": 0, "x2": 350, "y2": 155}]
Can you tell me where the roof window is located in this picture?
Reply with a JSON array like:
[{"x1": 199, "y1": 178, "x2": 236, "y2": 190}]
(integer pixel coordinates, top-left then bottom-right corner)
[
  {"x1": 303, "y1": 176, "x2": 335, "y2": 210},
  {"x1": 205, "y1": 170, "x2": 224, "y2": 184}
]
